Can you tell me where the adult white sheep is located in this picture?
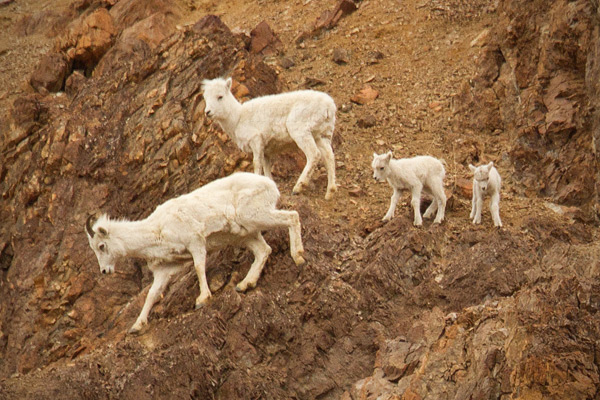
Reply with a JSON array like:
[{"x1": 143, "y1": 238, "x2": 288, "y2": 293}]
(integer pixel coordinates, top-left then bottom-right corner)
[
  {"x1": 202, "y1": 77, "x2": 338, "y2": 200},
  {"x1": 469, "y1": 162, "x2": 502, "y2": 227},
  {"x1": 85, "y1": 172, "x2": 305, "y2": 334},
  {"x1": 372, "y1": 152, "x2": 446, "y2": 226}
]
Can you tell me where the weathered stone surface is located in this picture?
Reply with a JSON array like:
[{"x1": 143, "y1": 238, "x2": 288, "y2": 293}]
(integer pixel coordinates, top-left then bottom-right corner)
[
  {"x1": 351, "y1": 85, "x2": 379, "y2": 104},
  {"x1": 249, "y1": 20, "x2": 282, "y2": 56},
  {"x1": 30, "y1": 52, "x2": 69, "y2": 93}
]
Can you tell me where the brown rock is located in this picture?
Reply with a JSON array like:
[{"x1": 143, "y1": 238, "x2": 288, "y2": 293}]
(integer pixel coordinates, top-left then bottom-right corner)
[
  {"x1": 351, "y1": 85, "x2": 379, "y2": 105},
  {"x1": 296, "y1": 0, "x2": 358, "y2": 43},
  {"x1": 332, "y1": 47, "x2": 350, "y2": 64},
  {"x1": 357, "y1": 114, "x2": 377, "y2": 128},
  {"x1": 249, "y1": 20, "x2": 282, "y2": 56},
  {"x1": 65, "y1": 70, "x2": 86, "y2": 97},
  {"x1": 30, "y1": 52, "x2": 70, "y2": 93},
  {"x1": 59, "y1": 8, "x2": 116, "y2": 73},
  {"x1": 455, "y1": 178, "x2": 473, "y2": 199}
]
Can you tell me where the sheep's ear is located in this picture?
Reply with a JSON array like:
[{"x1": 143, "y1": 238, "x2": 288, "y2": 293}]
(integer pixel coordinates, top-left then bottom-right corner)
[
  {"x1": 225, "y1": 77, "x2": 233, "y2": 91},
  {"x1": 384, "y1": 151, "x2": 392, "y2": 162},
  {"x1": 373, "y1": 152, "x2": 378, "y2": 159},
  {"x1": 98, "y1": 227, "x2": 108, "y2": 237},
  {"x1": 469, "y1": 164, "x2": 476, "y2": 172},
  {"x1": 487, "y1": 161, "x2": 494, "y2": 169}
]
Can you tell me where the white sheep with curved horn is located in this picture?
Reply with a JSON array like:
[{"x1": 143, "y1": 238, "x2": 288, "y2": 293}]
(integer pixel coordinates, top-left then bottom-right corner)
[
  {"x1": 202, "y1": 77, "x2": 338, "y2": 200},
  {"x1": 85, "y1": 172, "x2": 305, "y2": 334}
]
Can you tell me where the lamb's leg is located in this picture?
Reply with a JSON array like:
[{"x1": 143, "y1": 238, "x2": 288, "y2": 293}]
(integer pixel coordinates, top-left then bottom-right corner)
[
  {"x1": 470, "y1": 183, "x2": 477, "y2": 219},
  {"x1": 316, "y1": 137, "x2": 337, "y2": 200},
  {"x1": 188, "y1": 240, "x2": 211, "y2": 308},
  {"x1": 236, "y1": 233, "x2": 272, "y2": 292},
  {"x1": 291, "y1": 134, "x2": 321, "y2": 195},
  {"x1": 129, "y1": 267, "x2": 173, "y2": 334},
  {"x1": 490, "y1": 192, "x2": 502, "y2": 227},
  {"x1": 410, "y1": 184, "x2": 424, "y2": 226},
  {"x1": 428, "y1": 180, "x2": 446, "y2": 224},
  {"x1": 422, "y1": 194, "x2": 438, "y2": 219},
  {"x1": 473, "y1": 192, "x2": 483, "y2": 224},
  {"x1": 383, "y1": 188, "x2": 401, "y2": 222}
]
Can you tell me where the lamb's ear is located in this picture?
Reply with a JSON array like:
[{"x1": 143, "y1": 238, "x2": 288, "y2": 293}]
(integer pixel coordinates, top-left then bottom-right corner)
[
  {"x1": 469, "y1": 164, "x2": 476, "y2": 172},
  {"x1": 384, "y1": 151, "x2": 392, "y2": 162},
  {"x1": 225, "y1": 77, "x2": 233, "y2": 91},
  {"x1": 487, "y1": 161, "x2": 494, "y2": 169},
  {"x1": 373, "y1": 152, "x2": 378, "y2": 159}
]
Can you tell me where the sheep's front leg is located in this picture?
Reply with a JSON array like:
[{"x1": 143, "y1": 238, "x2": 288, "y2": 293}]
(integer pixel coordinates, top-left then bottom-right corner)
[
  {"x1": 472, "y1": 192, "x2": 483, "y2": 224},
  {"x1": 129, "y1": 267, "x2": 173, "y2": 334},
  {"x1": 470, "y1": 182, "x2": 477, "y2": 220},
  {"x1": 383, "y1": 188, "x2": 401, "y2": 222},
  {"x1": 250, "y1": 137, "x2": 267, "y2": 176},
  {"x1": 490, "y1": 192, "x2": 502, "y2": 227},
  {"x1": 236, "y1": 233, "x2": 272, "y2": 292},
  {"x1": 410, "y1": 184, "x2": 424, "y2": 226},
  {"x1": 188, "y1": 239, "x2": 211, "y2": 309},
  {"x1": 263, "y1": 155, "x2": 273, "y2": 180}
]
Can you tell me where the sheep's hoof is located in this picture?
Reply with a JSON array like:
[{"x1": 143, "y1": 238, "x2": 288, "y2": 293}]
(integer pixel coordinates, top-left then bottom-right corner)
[
  {"x1": 195, "y1": 297, "x2": 210, "y2": 309},
  {"x1": 128, "y1": 324, "x2": 144, "y2": 335},
  {"x1": 294, "y1": 255, "x2": 306, "y2": 266}
]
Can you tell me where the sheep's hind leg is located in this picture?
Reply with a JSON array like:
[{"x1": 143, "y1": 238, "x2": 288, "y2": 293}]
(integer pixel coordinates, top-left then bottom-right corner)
[
  {"x1": 236, "y1": 233, "x2": 272, "y2": 292},
  {"x1": 316, "y1": 137, "x2": 337, "y2": 200},
  {"x1": 428, "y1": 181, "x2": 446, "y2": 224},
  {"x1": 410, "y1": 184, "x2": 424, "y2": 226},
  {"x1": 490, "y1": 192, "x2": 502, "y2": 227},
  {"x1": 291, "y1": 133, "x2": 321, "y2": 195},
  {"x1": 242, "y1": 209, "x2": 305, "y2": 266},
  {"x1": 188, "y1": 240, "x2": 211, "y2": 309}
]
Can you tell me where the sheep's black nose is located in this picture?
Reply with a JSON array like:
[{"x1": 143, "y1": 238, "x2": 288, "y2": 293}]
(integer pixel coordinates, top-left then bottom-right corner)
[
  {"x1": 102, "y1": 270, "x2": 107, "y2": 274},
  {"x1": 206, "y1": 110, "x2": 211, "y2": 117}
]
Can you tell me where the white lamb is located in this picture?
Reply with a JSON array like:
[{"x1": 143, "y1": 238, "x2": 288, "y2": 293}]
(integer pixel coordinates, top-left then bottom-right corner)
[
  {"x1": 202, "y1": 77, "x2": 338, "y2": 200},
  {"x1": 372, "y1": 152, "x2": 446, "y2": 226},
  {"x1": 85, "y1": 172, "x2": 305, "y2": 334},
  {"x1": 469, "y1": 162, "x2": 502, "y2": 227}
]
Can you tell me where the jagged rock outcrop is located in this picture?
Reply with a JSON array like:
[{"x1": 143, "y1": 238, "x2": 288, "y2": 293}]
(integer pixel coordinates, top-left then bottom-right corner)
[{"x1": 456, "y1": 0, "x2": 599, "y2": 220}]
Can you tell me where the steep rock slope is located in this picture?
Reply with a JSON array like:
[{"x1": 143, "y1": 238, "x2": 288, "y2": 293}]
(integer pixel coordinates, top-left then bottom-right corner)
[{"x1": 1, "y1": 0, "x2": 600, "y2": 399}]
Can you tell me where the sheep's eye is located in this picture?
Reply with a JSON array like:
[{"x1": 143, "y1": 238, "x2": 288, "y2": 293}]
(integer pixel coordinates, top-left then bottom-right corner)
[
  {"x1": 379, "y1": 167, "x2": 384, "y2": 170},
  {"x1": 99, "y1": 243, "x2": 106, "y2": 252},
  {"x1": 217, "y1": 95, "x2": 223, "y2": 100}
]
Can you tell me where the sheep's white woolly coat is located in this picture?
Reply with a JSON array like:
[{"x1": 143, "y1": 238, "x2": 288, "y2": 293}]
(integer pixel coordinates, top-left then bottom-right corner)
[
  {"x1": 202, "y1": 77, "x2": 337, "y2": 199},
  {"x1": 86, "y1": 172, "x2": 305, "y2": 333}
]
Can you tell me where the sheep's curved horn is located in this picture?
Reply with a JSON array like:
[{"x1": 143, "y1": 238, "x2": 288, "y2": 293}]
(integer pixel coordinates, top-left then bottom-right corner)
[{"x1": 85, "y1": 214, "x2": 96, "y2": 238}]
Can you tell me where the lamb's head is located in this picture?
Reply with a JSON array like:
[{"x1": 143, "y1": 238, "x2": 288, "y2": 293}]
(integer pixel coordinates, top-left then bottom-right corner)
[
  {"x1": 202, "y1": 77, "x2": 236, "y2": 120},
  {"x1": 85, "y1": 214, "x2": 117, "y2": 274},
  {"x1": 469, "y1": 162, "x2": 494, "y2": 192},
  {"x1": 372, "y1": 151, "x2": 393, "y2": 182}
]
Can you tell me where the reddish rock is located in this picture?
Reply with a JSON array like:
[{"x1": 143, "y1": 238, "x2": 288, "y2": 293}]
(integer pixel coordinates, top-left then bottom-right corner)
[
  {"x1": 249, "y1": 20, "x2": 282, "y2": 56},
  {"x1": 455, "y1": 178, "x2": 473, "y2": 199},
  {"x1": 30, "y1": 52, "x2": 70, "y2": 93},
  {"x1": 351, "y1": 85, "x2": 379, "y2": 105}
]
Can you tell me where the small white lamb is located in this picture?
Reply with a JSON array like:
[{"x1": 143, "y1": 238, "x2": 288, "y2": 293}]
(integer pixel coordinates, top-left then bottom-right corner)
[
  {"x1": 372, "y1": 152, "x2": 446, "y2": 226},
  {"x1": 469, "y1": 162, "x2": 502, "y2": 227},
  {"x1": 202, "y1": 77, "x2": 338, "y2": 200}
]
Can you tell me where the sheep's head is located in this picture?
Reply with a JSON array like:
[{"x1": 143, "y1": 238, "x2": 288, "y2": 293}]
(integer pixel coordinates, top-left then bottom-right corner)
[
  {"x1": 202, "y1": 77, "x2": 234, "y2": 120},
  {"x1": 372, "y1": 151, "x2": 392, "y2": 182},
  {"x1": 85, "y1": 214, "x2": 116, "y2": 274},
  {"x1": 469, "y1": 162, "x2": 494, "y2": 192}
]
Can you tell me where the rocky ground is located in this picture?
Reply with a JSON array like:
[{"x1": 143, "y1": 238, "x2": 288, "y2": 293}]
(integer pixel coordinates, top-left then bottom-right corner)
[{"x1": 1, "y1": 0, "x2": 600, "y2": 399}]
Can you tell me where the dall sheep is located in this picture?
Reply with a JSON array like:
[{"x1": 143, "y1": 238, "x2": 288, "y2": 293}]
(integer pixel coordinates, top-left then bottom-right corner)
[
  {"x1": 469, "y1": 162, "x2": 502, "y2": 227},
  {"x1": 202, "y1": 77, "x2": 338, "y2": 200},
  {"x1": 372, "y1": 152, "x2": 446, "y2": 226},
  {"x1": 85, "y1": 172, "x2": 305, "y2": 334}
]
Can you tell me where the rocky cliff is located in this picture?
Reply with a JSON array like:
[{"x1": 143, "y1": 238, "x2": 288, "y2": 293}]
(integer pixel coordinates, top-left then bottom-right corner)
[{"x1": 1, "y1": 0, "x2": 600, "y2": 399}]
